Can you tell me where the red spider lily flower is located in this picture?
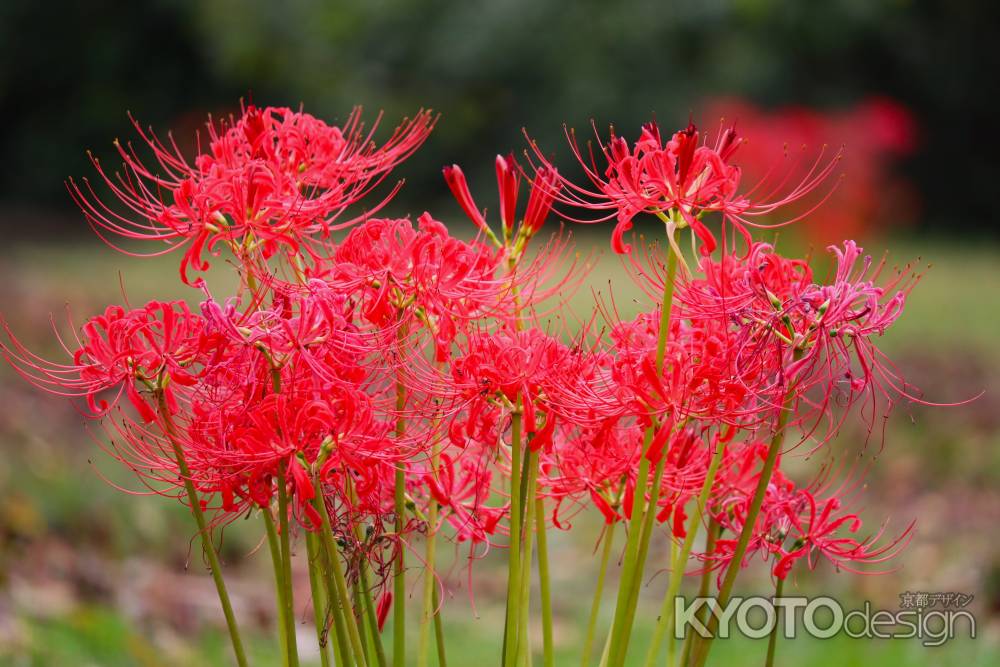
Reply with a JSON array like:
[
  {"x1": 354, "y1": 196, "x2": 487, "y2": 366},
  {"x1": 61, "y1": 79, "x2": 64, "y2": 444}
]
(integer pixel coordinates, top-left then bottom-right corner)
[
  {"x1": 1, "y1": 300, "x2": 208, "y2": 420},
  {"x1": 572, "y1": 308, "x2": 772, "y2": 429},
  {"x1": 443, "y1": 154, "x2": 560, "y2": 248},
  {"x1": 673, "y1": 240, "x2": 920, "y2": 445},
  {"x1": 496, "y1": 154, "x2": 520, "y2": 236},
  {"x1": 526, "y1": 120, "x2": 839, "y2": 256},
  {"x1": 325, "y1": 214, "x2": 505, "y2": 359},
  {"x1": 447, "y1": 328, "x2": 580, "y2": 451},
  {"x1": 538, "y1": 421, "x2": 641, "y2": 527},
  {"x1": 675, "y1": 241, "x2": 813, "y2": 322},
  {"x1": 181, "y1": 378, "x2": 395, "y2": 528},
  {"x1": 376, "y1": 590, "x2": 393, "y2": 632},
  {"x1": 442, "y1": 163, "x2": 489, "y2": 234},
  {"x1": 199, "y1": 282, "x2": 379, "y2": 388},
  {"x1": 70, "y1": 105, "x2": 435, "y2": 284},
  {"x1": 1, "y1": 99, "x2": 940, "y2": 649},
  {"x1": 710, "y1": 466, "x2": 913, "y2": 580},
  {"x1": 419, "y1": 449, "x2": 506, "y2": 544}
]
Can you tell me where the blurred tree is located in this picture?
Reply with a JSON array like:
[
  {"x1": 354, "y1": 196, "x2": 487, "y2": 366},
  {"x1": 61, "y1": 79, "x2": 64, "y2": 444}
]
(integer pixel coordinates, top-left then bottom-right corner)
[
  {"x1": 1, "y1": 0, "x2": 996, "y2": 234},
  {"x1": 0, "y1": 0, "x2": 247, "y2": 233}
]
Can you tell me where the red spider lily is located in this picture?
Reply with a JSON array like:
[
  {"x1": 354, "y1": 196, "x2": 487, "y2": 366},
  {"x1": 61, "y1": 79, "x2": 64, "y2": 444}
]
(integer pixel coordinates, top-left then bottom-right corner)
[
  {"x1": 70, "y1": 105, "x2": 435, "y2": 284},
  {"x1": 179, "y1": 373, "x2": 397, "y2": 528},
  {"x1": 672, "y1": 240, "x2": 921, "y2": 445},
  {"x1": 710, "y1": 465, "x2": 913, "y2": 580},
  {"x1": 675, "y1": 241, "x2": 813, "y2": 322},
  {"x1": 445, "y1": 328, "x2": 581, "y2": 452},
  {"x1": 565, "y1": 308, "x2": 775, "y2": 430},
  {"x1": 1, "y1": 300, "x2": 208, "y2": 421},
  {"x1": 322, "y1": 214, "x2": 506, "y2": 359},
  {"x1": 526, "y1": 119, "x2": 839, "y2": 256},
  {"x1": 539, "y1": 420, "x2": 641, "y2": 526},
  {"x1": 420, "y1": 449, "x2": 506, "y2": 544},
  {"x1": 442, "y1": 155, "x2": 590, "y2": 331},
  {"x1": 443, "y1": 154, "x2": 561, "y2": 247}
]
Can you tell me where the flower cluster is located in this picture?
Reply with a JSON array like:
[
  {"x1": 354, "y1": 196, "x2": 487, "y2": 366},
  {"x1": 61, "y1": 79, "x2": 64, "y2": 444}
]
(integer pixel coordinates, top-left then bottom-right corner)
[{"x1": 0, "y1": 103, "x2": 927, "y2": 667}]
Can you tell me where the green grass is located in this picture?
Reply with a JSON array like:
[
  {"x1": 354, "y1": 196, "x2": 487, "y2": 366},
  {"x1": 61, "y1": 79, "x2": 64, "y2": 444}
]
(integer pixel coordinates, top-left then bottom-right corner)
[
  {"x1": 5, "y1": 601, "x2": 994, "y2": 666},
  {"x1": 7, "y1": 605, "x2": 284, "y2": 667}
]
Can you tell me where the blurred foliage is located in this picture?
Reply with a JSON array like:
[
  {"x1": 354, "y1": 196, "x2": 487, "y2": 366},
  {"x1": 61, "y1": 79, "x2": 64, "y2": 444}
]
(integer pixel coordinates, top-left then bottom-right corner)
[{"x1": 1, "y1": 0, "x2": 998, "y2": 235}]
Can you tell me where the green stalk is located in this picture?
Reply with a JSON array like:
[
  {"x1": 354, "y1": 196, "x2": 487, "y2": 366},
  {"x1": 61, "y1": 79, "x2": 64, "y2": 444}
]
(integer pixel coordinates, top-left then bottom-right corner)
[
  {"x1": 393, "y1": 374, "x2": 408, "y2": 667},
  {"x1": 277, "y1": 464, "x2": 300, "y2": 667},
  {"x1": 155, "y1": 393, "x2": 248, "y2": 667},
  {"x1": 580, "y1": 521, "x2": 617, "y2": 667},
  {"x1": 305, "y1": 533, "x2": 332, "y2": 667},
  {"x1": 597, "y1": 628, "x2": 612, "y2": 667},
  {"x1": 611, "y1": 446, "x2": 668, "y2": 667},
  {"x1": 535, "y1": 496, "x2": 554, "y2": 667},
  {"x1": 515, "y1": 450, "x2": 541, "y2": 666},
  {"x1": 643, "y1": 441, "x2": 726, "y2": 666},
  {"x1": 603, "y1": 428, "x2": 652, "y2": 665},
  {"x1": 689, "y1": 360, "x2": 800, "y2": 667},
  {"x1": 666, "y1": 538, "x2": 678, "y2": 667},
  {"x1": 433, "y1": 585, "x2": 448, "y2": 667},
  {"x1": 264, "y1": 511, "x2": 291, "y2": 667},
  {"x1": 679, "y1": 520, "x2": 717, "y2": 667},
  {"x1": 358, "y1": 558, "x2": 389, "y2": 667},
  {"x1": 764, "y1": 574, "x2": 784, "y2": 667},
  {"x1": 502, "y1": 406, "x2": 524, "y2": 667},
  {"x1": 312, "y1": 480, "x2": 369, "y2": 667},
  {"x1": 314, "y1": 530, "x2": 352, "y2": 667},
  {"x1": 418, "y1": 468, "x2": 441, "y2": 667},
  {"x1": 605, "y1": 247, "x2": 678, "y2": 667},
  {"x1": 352, "y1": 583, "x2": 373, "y2": 666},
  {"x1": 655, "y1": 246, "x2": 680, "y2": 372},
  {"x1": 345, "y1": 477, "x2": 387, "y2": 667}
]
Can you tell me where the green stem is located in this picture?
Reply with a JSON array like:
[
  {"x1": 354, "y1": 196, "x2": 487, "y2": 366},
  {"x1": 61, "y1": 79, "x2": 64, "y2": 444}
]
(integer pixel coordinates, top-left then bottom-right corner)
[
  {"x1": 312, "y1": 479, "x2": 369, "y2": 667},
  {"x1": 315, "y1": 530, "x2": 352, "y2": 667},
  {"x1": 666, "y1": 537, "x2": 678, "y2": 667},
  {"x1": 611, "y1": 446, "x2": 668, "y2": 667},
  {"x1": 393, "y1": 374, "x2": 408, "y2": 667},
  {"x1": 306, "y1": 533, "x2": 332, "y2": 667},
  {"x1": 580, "y1": 521, "x2": 617, "y2": 667},
  {"x1": 156, "y1": 394, "x2": 248, "y2": 667},
  {"x1": 503, "y1": 406, "x2": 524, "y2": 667},
  {"x1": 265, "y1": 511, "x2": 291, "y2": 667},
  {"x1": 679, "y1": 520, "x2": 718, "y2": 667},
  {"x1": 359, "y1": 558, "x2": 388, "y2": 667},
  {"x1": 535, "y1": 496, "x2": 554, "y2": 667},
  {"x1": 597, "y1": 627, "x2": 612, "y2": 667},
  {"x1": 515, "y1": 450, "x2": 540, "y2": 666},
  {"x1": 606, "y1": 247, "x2": 678, "y2": 667},
  {"x1": 655, "y1": 247, "x2": 680, "y2": 372},
  {"x1": 643, "y1": 441, "x2": 726, "y2": 666},
  {"x1": 603, "y1": 428, "x2": 652, "y2": 666},
  {"x1": 418, "y1": 471, "x2": 441, "y2": 667},
  {"x1": 433, "y1": 584, "x2": 448, "y2": 667},
  {"x1": 690, "y1": 357, "x2": 800, "y2": 667},
  {"x1": 277, "y1": 465, "x2": 300, "y2": 667},
  {"x1": 352, "y1": 582, "x2": 373, "y2": 666},
  {"x1": 345, "y1": 476, "x2": 387, "y2": 667},
  {"x1": 765, "y1": 575, "x2": 785, "y2": 667}
]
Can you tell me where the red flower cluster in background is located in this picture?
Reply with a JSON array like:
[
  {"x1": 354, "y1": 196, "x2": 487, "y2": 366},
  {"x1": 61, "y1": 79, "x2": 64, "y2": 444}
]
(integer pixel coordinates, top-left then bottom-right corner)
[
  {"x1": 0, "y1": 102, "x2": 930, "y2": 667},
  {"x1": 701, "y1": 96, "x2": 919, "y2": 247}
]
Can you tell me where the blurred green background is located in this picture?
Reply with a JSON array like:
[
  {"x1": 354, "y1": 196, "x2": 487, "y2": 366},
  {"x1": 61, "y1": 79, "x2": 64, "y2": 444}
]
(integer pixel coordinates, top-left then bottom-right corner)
[{"x1": 0, "y1": 1, "x2": 998, "y2": 665}]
